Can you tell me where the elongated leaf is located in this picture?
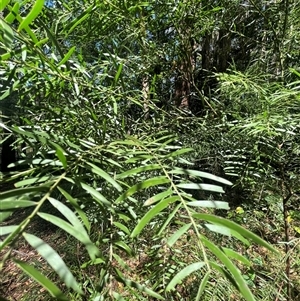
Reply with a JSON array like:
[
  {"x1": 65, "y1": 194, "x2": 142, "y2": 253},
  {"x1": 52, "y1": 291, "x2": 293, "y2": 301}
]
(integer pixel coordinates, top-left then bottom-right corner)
[
  {"x1": 116, "y1": 176, "x2": 170, "y2": 203},
  {"x1": 201, "y1": 236, "x2": 255, "y2": 301},
  {"x1": 58, "y1": 46, "x2": 76, "y2": 66},
  {"x1": 0, "y1": 199, "x2": 37, "y2": 210},
  {"x1": 166, "y1": 262, "x2": 206, "y2": 292},
  {"x1": 14, "y1": 176, "x2": 52, "y2": 187},
  {"x1": 113, "y1": 222, "x2": 130, "y2": 235},
  {"x1": 0, "y1": 225, "x2": 18, "y2": 235},
  {"x1": 23, "y1": 233, "x2": 83, "y2": 294},
  {"x1": 167, "y1": 223, "x2": 192, "y2": 247},
  {"x1": 0, "y1": 211, "x2": 12, "y2": 222},
  {"x1": 116, "y1": 164, "x2": 162, "y2": 179},
  {"x1": 67, "y1": 5, "x2": 93, "y2": 34},
  {"x1": 114, "y1": 241, "x2": 133, "y2": 255},
  {"x1": 205, "y1": 224, "x2": 231, "y2": 236},
  {"x1": 18, "y1": 0, "x2": 45, "y2": 31},
  {"x1": 86, "y1": 162, "x2": 122, "y2": 191},
  {"x1": 0, "y1": 0, "x2": 10, "y2": 11},
  {"x1": 57, "y1": 187, "x2": 90, "y2": 233},
  {"x1": 114, "y1": 63, "x2": 123, "y2": 83},
  {"x1": 187, "y1": 200, "x2": 229, "y2": 209},
  {"x1": 38, "y1": 212, "x2": 100, "y2": 260},
  {"x1": 158, "y1": 203, "x2": 181, "y2": 236},
  {"x1": 171, "y1": 168, "x2": 232, "y2": 185},
  {"x1": 177, "y1": 183, "x2": 224, "y2": 193},
  {"x1": 193, "y1": 213, "x2": 277, "y2": 253},
  {"x1": 0, "y1": 187, "x2": 48, "y2": 200},
  {"x1": 166, "y1": 148, "x2": 193, "y2": 158},
  {"x1": 80, "y1": 182, "x2": 110, "y2": 206},
  {"x1": 221, "y1": 248, "x2": 251, "y2": 266},
  {"x1": 144, "y1": 189, "x2": 173, "y2": 206},
  {"x1": 5, "y1": 3, "x2": 20, "y2": 24},
  {"x1": 14, "y1": 260, "x2": 68, "y2": 300},
  {"x1": 0, "y1": 19, "x2": 14, "y2": 47},
  {"x1": 131, "y1": 196, "x2": 178, "y2": 238},
  {"x1": 195, "y1": 271, "x2": 210, "y2": 301}
]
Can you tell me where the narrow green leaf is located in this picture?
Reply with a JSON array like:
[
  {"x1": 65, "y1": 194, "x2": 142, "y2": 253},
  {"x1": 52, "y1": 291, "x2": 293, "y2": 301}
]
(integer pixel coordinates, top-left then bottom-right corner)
[
  {"x1": 14, "y1": 176, "x2": 52, "y2": 187},
  {"x1": 171, "y1": 168, "x2": 232, "y2": 186},
  {"x1": 144, "y1": 189, "x2": 173, "y2": 206},
  {"x1": 116, "y1": 176, "x2": 170, "y2": 203},
  {"x1": 67, "y1": 6, "x2": 92, "y2": 34},
  {"x1": 0, "y1": 199, "x2": 37, "y2": 210},
  {"x1": 167, "y1": 223, "x2": 192, "y2": 247},
  {"x1": 177, "y1": 183, "x2": 224, "y2": 193},
  {"x1": 166, "y1": 262, "x2": 206, "y2": 292},
  {"x1": 47, "y1": 197, "x2": 85, "y2": 231},
  {"x1": 194, "y1": 213, "x2": 277, "y2": 253},
  {"x1": 14, "y1": 260, "x2": 68, "y2": 300},
  {"x1": 114, "y1": 63, "x2": 123, "y2": 83},
  {"x1": 0, "y1": 0, "x2": 10, "y2": 11},
  {"x1": 55, "y1": 147, "x2": 67, "y2": 169},
  {"x1": 158, "y1": 203, "x2": 181, "y2": 235},
  {"x1": 0, "y1": 19, "x2": 14, "y2": 47},
  {"x1": 116, "y1": 164, "x2": 162, "y2": 179},
  {"x1": 166, "y1": 148, "x2": 193, "y2": 158},
  {"x1": 5, "y1": 3, "x2": 20, "y2": 24},
  {"x1": 23, "y1": 233, "x2": 83, "y2": 294},
  {"x1": 58, "y1": 46, "x2": 76, "y2": 67},
  {"x1": 0, "y1": 211, "x2": 12, "y2": 222},
  {"x1": 0, "y1": 187, "x2": 48, "y2": 200},
  {"x1": 205, "y1": 224, "x2": 231, "y2": 236},
  {"x1": 80, "y1": 182, "x2": 111, "y2": 206},
  {"x1": 113, "y1": 222, "x2": 130, "y2": 235},
  {"x1": 81, "y1": 258, "x2": 105, "y2": 268},
  {"x1": 202, "y1": 237, "x2": 255, "y2": 301},
  {"x1": 0, "y1": 225, "x2": 18, "y2": 235},
  {"x1": 221, "y1": 248, "x2": 251, "y2": 266},
  {"x1": 114, "y1": 241, "x2": 133, "y2": 255},
  {"x1": 187, "y1": 200, "x2": 229, "y2": 209},
  {"x1": 86, "y1": 162, "x2": 122, "y2": 192},
  {"x1": 38, "y1": 212, "x2": 100, "y2": 260},
  {"x1": 195, "y1": 271, "x2": 210, "y2": 301},
  {"x1": 57, "y1": 187, "x2": 90, "y2": 233},
  {"x1": 210, "y1": 261, "x2": 239, "y2": 290},
  {"x1": 18, "y1": 0, "x2": 45, "y2": 31},
  {"x1": 131, "y1": 196, "x2": 178, "y2": 238}
]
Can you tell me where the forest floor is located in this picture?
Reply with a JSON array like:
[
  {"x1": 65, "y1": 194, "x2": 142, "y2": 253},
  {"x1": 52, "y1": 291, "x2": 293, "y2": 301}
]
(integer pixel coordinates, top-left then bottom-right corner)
[{"x1": 1, "y1": 206, "x2": 300, "y2": 301}]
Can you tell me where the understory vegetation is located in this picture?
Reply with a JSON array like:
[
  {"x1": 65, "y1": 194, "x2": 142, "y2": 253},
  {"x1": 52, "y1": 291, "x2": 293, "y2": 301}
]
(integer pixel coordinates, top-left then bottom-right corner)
[{"x1": 0, "y1": 0, "x2": 300, "y2": 300}]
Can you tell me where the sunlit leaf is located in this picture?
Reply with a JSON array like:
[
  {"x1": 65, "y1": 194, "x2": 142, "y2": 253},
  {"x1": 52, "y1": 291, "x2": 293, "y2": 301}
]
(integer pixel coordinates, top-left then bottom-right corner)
[
  {"x1": 166, "y1": 262, "x2": 206, "y2": 292},
  {"x1": 171, "y1": 168, "x2": 232, "y2": 185},
  {"x1": 18, "y1": 0, "x2": 45, "y2": 31},
  {"x1": 167, "y1": 223, "x2": 192, "y2": 247},
  {"x1": 202, "y1": 237, "x2": 255, "y2": 301},
  {"x1": 177, "y1": 183, "x2": 224, "y2": 193},
  {"x1": 58, "y1": 46, "x2": 76, "y2": 67},
  {"x1": 23, "y1": 233, "x2": 83, "y2": 294},
  {"x1": 194, "y1": 213, "x2": 277, "y2": 252},
  {"x1": 14, "y1": 260, "x2": 68, "y2": 301},
  {"x1": 38, "y1": 212, "x2": 101, "y2": 260},
  {"x1": 86, "y1": 162, "x2": 122, "y2": 191},
  {"x1": 187, "y1": 200, "x2": 229, "y2": 209},
  {"x1": 116, "y1": 176, "x2": 170, "y2": 203},
  {"x1": 131, "y1": 196, "x2": 178, "y2": 238},
  {"x1": 0, "y1": 199, "x2": 37, "y2": 210}
]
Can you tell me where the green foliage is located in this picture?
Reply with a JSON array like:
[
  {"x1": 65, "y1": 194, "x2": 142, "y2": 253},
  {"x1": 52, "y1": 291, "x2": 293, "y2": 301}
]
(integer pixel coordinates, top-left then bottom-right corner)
[{"x1": 1, "y1": 0, "x2": 299, "y2": 300}]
